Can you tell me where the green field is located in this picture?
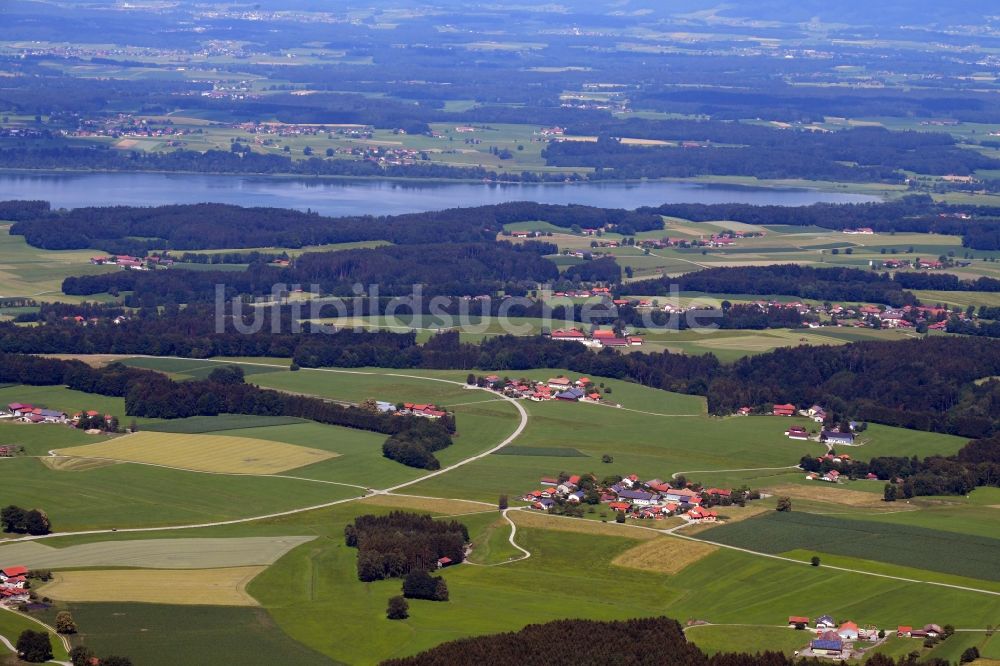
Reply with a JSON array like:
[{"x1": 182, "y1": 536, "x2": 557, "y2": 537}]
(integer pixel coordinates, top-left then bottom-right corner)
[
  {"x1": 698, "y1": 511, "x2": 1000, "y2": 582},
  {"x1": 243, "y1": 501, "x2": 1000, "y2": 665},
  {"x1": 0, "y1": 223, "x2": 117, "y2": 301},
  {"x1": 0, "y1": 384, "x2": 152, "y2": 426},
  {"x1": 0, "y1": 454, "x2": 362, "y2": 532},
  {"x1": 43, "y1": 603, "x2": 331, "y2": 666},
  {"x1": 686, "y1": 625, "x2": 812, "y2": 656},
  {"x1": 141, "y1": 414, "x2": 309, "y2": 433}
]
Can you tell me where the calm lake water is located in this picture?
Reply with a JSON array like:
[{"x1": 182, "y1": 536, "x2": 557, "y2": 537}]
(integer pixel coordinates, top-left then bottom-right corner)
[{"x1": 0, "y1": 172, "x2": 879, "y2": 216}]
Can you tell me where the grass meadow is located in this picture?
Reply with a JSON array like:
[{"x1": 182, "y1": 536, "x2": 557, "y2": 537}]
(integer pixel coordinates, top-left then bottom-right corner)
[
  {"x1": 44, "y1": 603, "x2": 332, "y2": 666},
  {"x1": 241, "y1": 501, "x2": 1000, "y2": 665},
  {"x1": 698, "y1": 511, "x2": 1000, "y2": 582},
  {"x1": 0, "y1": 454, "x2": 362, "y2": 532}
]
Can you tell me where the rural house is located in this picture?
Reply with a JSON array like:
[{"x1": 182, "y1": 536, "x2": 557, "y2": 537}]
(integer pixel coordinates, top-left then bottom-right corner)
[{"x1": 821, "y1": 430, "x2": 855, "y2": 446}]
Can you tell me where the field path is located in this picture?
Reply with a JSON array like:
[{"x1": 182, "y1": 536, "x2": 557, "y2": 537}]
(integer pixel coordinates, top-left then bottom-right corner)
[
  {"x1": 0, "y1": 606, "x2": 71, "y2": 663},
  {"x1": 465, "y1": 508, "x2": 532, "y2": 567}
]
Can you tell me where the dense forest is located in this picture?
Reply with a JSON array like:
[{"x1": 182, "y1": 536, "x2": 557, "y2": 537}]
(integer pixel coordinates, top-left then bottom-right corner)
[
  {"x1": 543, "y1": 126, "x2": 999, "y2": 182},
  {"x1": 6, "y1": 200, "x2": 661, "y2": 253},
  {"x1": 62, "y1": 242, "x2": 560, "y2": 300},
  {"x1": 345, "y1": 512, "x2": 469, "y2": 582}
]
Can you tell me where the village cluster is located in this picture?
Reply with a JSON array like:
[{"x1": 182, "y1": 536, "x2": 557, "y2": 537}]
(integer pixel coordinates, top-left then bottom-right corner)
[
  {"x1": 549, "y1": 328, "x2": 644, "y2": 349},
  {"x1": 470, "y1": 374, "x2": 608, "y2": 403},
  {"x1": 89, "y1": 254, "x2": 174, "y2": 271},
  {"x1": 521, "y1": 473, "x2": 750, "y2": 523},
  {"x1": 1, "y1": 402, "x2": 116, "y2": 430},
  {"x1": 785, "y1": 615, "x2": 950, "y2": 660},
  {"x1": 64, "y1": 114, "x2": 195, "y2": 142}
]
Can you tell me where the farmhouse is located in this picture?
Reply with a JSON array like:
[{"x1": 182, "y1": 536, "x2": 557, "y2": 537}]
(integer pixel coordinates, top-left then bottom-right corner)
[
  {"x1": 685, "y1": 506, "x2": 718, "y2": 522},
  {"x1": 816, "y1": 615, "x2": 836, "y2": 629},
  {"x1": 808, "y1": 405, "x2": 827, "y2": 422},
  {"x1": 550, "y1": 328, "x2": 587, "y2": 342},
  {"x1": 555, "y1": 387, "x2": 586, "y2": 401},
  {"x1": 786, "y1": 426, "x2": 810, "y2": 440},
  {"x1": 821, "y1": 469, "x2": 841, "y2": 483},
  {"x1": 617, "y1": 490, "x2": 657, "y2": 506},
  {"x1": 663, "y1": 488, "x2": 700, "y2": 504},
  {"x1": 837, "y1": 622, "x2": 859, "y2": 641},
  {"x1": 772, "y1": 403, "x2": 796, "y2": 416},
  {"x1": 810, "y1": 636, "x2": 844, "y2": 657},
  {"x1": 822, "y1": 430, "x2": 855, "y2": 446}
]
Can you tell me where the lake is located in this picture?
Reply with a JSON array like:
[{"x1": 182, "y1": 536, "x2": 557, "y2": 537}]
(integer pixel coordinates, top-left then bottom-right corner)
[{"x1": 0, "y1": 172, "x2": 879, "y2": 216}]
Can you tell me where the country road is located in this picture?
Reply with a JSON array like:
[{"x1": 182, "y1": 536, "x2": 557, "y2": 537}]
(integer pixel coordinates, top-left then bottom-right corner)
[
  {"x1": 4, "y1": 357, "x2": 998, "y2": 603},
  {"x1": 4, "y1": 360, "x2": 529, "y2": 543}
]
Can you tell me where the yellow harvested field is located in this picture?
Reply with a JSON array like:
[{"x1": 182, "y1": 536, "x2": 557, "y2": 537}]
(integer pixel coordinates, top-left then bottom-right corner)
[
  {"x1": 360, "y1": 494, "x2": 492, "y2": 514},
  {"x1": 765, "y1": 484, "x2": 909, "y2": 509},
  {"x1": 612, "y1": 537, "x2": 717, "y2": 574},
  {"x1": 40, "y1": 567, "x2": 265, "y2": 606},
  {"x1": 509, "y1": 510, "x2": 658, "y2": 540},
  {"x1": 54, "y1": 431, "x2": 337, "y2": 475}
]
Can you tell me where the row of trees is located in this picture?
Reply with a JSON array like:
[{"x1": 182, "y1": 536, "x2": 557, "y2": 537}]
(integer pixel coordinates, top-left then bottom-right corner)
[{"x1": 345, "y1": 512, "x2": 469, "y2": 582}]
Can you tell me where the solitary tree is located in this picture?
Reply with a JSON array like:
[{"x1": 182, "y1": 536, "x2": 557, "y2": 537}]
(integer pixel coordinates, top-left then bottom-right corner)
[
  {"x1": 15, "y1": 630, "x2": 52, "y2": 663},
  {"x1": 498, "y1": 494, "x2": 508, "y2": 511},
  {"x1": 810, "y1": 556, "x2": 821, "y2": 567},
  {"x1": 615, "y1": 511, "x2": 626, "y2": 524},
  {"x1": 961, "y1": 647, "x2": 981, "y2": 664},
  {"x1": 69, "y1": 646, "x2": 95, "y2": 666},
  {"x1": 601, "y1": 454, "x2": 614, "y2": 464},
  {"x1": 55, "y1": 610, "x2": 77, "y2": 634},
  {"x1": 775, "y1": 496, "x2": 793, "y2": 512},
  {"x1": 387, "y1": 595, "x2": 409, "y2": 620}
]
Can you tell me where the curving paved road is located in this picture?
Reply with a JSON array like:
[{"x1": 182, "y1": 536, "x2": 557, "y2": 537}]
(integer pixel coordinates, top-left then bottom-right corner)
[{"x1": 5, "y1": 361, "x2": 528, "y2": 543}]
